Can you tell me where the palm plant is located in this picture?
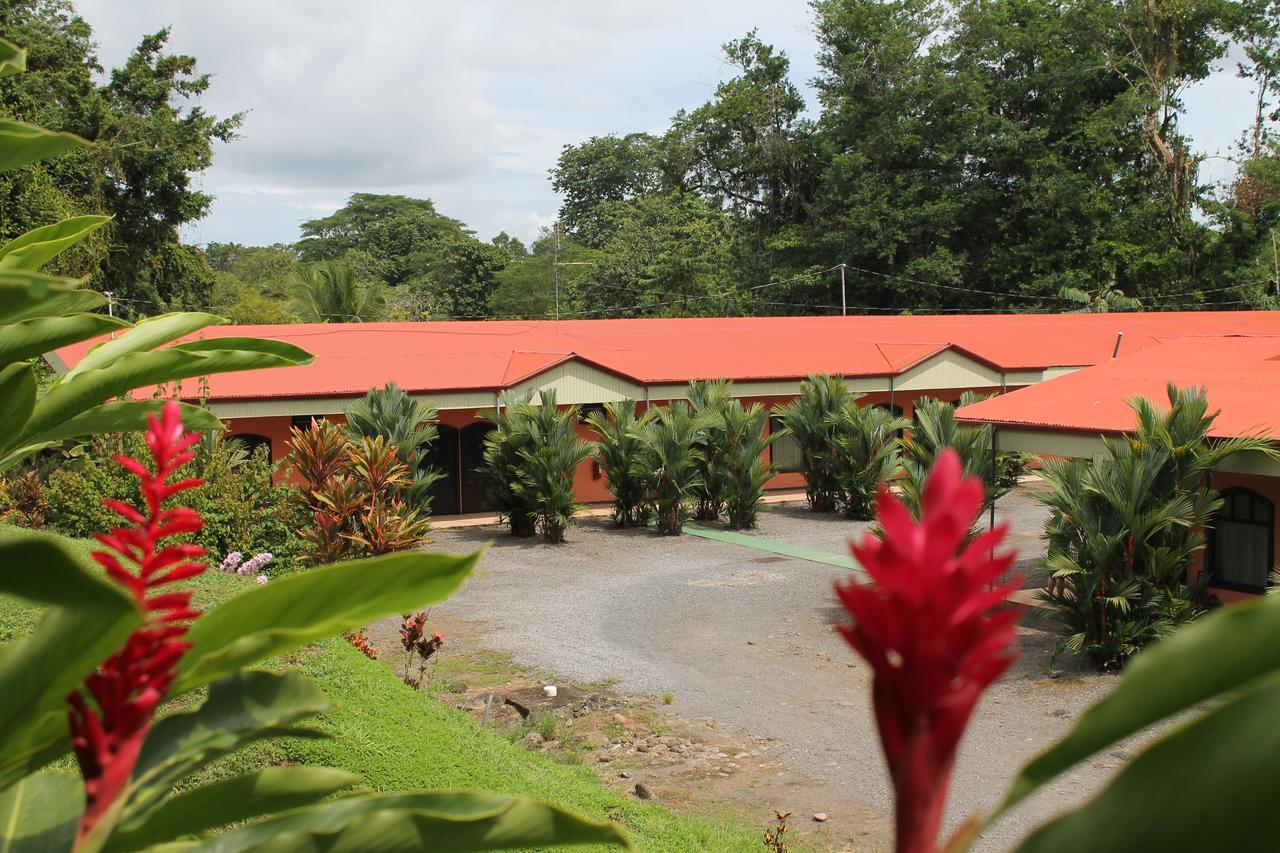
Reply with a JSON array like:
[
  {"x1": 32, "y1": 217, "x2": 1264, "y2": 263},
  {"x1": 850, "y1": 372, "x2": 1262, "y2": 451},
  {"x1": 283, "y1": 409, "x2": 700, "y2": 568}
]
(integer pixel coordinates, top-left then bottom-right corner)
[
  {"x1": 1037, "y1": 384, "x2": 1278, "y2": 669},
  {"x1": 687, "y1": 379, "x2": 734, "y2": 521},
  {"x1": 719, "y1": 401, "x2": 776, "y2": 530},
  {"x1": 512, "y1": 392, "x2": 595, "y2": 543},
  {"x1": 898, "y1": 394, "x2": 1006, "y2": 517},
  {"x1": 584, "y1": 400, "x2": 653, "y2": 528},
  {"x1": 772, "y1": 374, "x2": 854, "y2": 513},
  {"x1": 478, "y1": 391, "x2": 539, "y2": 537},
  {"x1": 288, "y1": 260, "x2": 387, "y2": 322},
  {"x1": 344, "y1": 383, "x2": 444, "y2": 514},
  {"x1": 830, "y1": 402, "x2": 909, "y2": 520},
  {"x1": 633, "y1": 402, "x2": 709, "y2": 535}
]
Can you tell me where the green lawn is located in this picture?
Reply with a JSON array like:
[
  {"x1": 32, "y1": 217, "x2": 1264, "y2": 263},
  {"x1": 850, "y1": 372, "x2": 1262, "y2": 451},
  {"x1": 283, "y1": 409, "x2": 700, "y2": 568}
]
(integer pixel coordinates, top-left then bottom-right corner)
[{"x1": 0, "y1": 524, "x2": 766, "y2": 851}]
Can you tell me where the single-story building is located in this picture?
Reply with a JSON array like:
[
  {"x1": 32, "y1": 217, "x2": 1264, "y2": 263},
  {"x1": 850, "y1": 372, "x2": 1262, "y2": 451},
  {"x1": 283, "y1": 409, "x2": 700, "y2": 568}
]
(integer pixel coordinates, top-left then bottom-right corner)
[
  {"x1": 52, "y1": 312, "x2": 1280, "y2": 518},
  {"x1": 956, "y1": 334, "x2": 1280, "y2": 599}
]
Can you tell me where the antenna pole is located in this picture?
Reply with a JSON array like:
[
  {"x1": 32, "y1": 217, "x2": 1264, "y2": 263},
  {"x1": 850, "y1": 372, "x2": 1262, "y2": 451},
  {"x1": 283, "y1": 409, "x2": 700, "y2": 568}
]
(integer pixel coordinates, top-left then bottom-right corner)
[
  {"x1": 553, "y1": 222, "x2": 561, "y2": 321},
  {"x1": 840, "y1": 264, "x2": 847, "y2": 316}
]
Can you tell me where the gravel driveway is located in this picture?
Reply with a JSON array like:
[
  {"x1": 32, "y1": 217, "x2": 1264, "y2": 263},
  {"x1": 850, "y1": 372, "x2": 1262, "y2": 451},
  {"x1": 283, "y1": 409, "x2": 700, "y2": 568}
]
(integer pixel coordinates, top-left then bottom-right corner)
[{"x1": 426, "y1": 486, "x2": 1125, "y2": 850}]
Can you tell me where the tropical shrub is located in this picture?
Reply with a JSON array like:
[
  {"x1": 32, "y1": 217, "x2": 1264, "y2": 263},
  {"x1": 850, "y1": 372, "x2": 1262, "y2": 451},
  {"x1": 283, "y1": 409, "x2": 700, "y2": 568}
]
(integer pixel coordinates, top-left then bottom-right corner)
[
  {"x1": 584, "y1": 400, "x2": 653, "y2": 528},
  {"x1": 829, "y1": 401, "x2": 908, "y2": 520},
  {"x1": 1037, "y1": 385, "x2": 1277, "y2": 670},
  {"x1": 634, "y1": 402, "x2": 709, "y2": 535},
  {"x1": 344, "y1": 382, "x2": 444, "y2": 513},
  {"x1": 479, "y1": 390, "x2": 594, "y2": 542},
  {"x1": 0, "y1": 468, "x2": 47, "y2": 527},
  {"x1": 718, "y1": 400, "x2": 776, "y2": 530},
  {"x1": 479, "y1": 391, "x2": 540, "y2": 537},
  {"x1": 838, "y1": 447, "x2": 1280, "y2": 853},
  {"x1": 399, "y1": 610, "x2": 445, "y2": 690},
  {"x1": 687, "y1": 379, "x2": 734, "y2": 521},
  {"x1": 772, "y1": 374, "x2": 854, "y2": 512},
  {"x1": 42, "y1": 432, "x2": 305, "y2": 571},
  {"x1": 898, "y1": 395, "x2": 1007, "y2": 516},
  {"x1": 288, "y1": 420, "x2": 431, "y2": 563}
]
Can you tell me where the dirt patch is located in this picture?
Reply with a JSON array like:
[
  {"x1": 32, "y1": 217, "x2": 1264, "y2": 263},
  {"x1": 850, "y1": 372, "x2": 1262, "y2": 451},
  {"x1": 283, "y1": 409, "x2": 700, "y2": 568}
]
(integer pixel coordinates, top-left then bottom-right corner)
[{"x1": 360, "y1": 612, "x2": 893, "y2": 851}]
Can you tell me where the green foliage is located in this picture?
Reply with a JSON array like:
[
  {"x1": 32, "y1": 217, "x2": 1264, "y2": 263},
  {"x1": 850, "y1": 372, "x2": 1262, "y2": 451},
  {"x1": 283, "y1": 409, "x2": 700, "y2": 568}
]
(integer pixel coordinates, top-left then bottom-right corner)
[
  {"x1": 717, "y1": 400, "x2": 776, "y2": 530},
  {"x1": 584, "y1": 400, "x2": 653, "y2": 528},
  {"x1": 1037, "y1": 384, "x2": 1278, "y2": 669},
  {"x1": 344, "y1": 382, "x2": 443, "y2": 513},
  {"x1": 633, "y1": 402, "x2": 710, "y2": 535},
  {"x1": 479, "y1": 391, "x2": 594, "y2": 543},
  {"x1": 288, "y1": 259, "x2": 387, "y2": 322},
  {"x1": 687, "y1": 379, "x2": 735, "y2": 521},
  {"x1": 297, "y1": 193, "x2": 507, "y2": 319},
  {"x1": 829, "y1": 402, "x2": 908, "y2": 520},
  {"x1": 898, "y1": 395, "x2": 1008, "y2": 516},
  {"x1": 771, "y1": 374, "x2": 854, "y2": 513},
  {"x1": 42, "y1": 432, "x2": 305, "y2": 571}
]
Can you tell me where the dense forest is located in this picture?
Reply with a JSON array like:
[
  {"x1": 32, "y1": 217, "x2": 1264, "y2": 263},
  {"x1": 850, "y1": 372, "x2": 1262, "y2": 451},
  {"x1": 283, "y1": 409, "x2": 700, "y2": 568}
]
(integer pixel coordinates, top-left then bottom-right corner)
[{"x1": 2, "y1": 0, "x2": 1278, "y2": 321}]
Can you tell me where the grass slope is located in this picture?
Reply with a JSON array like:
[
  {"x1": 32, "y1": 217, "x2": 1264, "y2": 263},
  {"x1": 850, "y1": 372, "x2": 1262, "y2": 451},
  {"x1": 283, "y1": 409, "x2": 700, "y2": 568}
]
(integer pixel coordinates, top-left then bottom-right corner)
[{"x1": 0, "y1": 524, "x2": 765, "y2": 851}]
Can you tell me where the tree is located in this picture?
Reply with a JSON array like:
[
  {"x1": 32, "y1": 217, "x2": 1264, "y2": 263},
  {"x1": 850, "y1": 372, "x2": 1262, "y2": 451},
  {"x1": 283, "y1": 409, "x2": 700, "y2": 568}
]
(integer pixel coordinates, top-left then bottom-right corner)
[
  {"x1": 771, "y1": 374, "x2": 855, "y2": 513},
  {"x1": 344, "y1": 383, "x2": 444, "y2": 514},
  {"x1": 0, "y1": 6, "x2": 240, "y2": 311},
  {"x1": 634, "y1": 402, "x2": 710, "y2": 535},
  {"x1": 830, "y1": 403, "x2": 909, "y2": 520},
  {"x1": 550, "y1": 133, "x2": 665, "y2": 246},
  {"x1": 287, "y1": 260, "x2": 387, "y2": 322},
  {"x1": 584, "y1": 401, "x2": 653, "y2": 528}
]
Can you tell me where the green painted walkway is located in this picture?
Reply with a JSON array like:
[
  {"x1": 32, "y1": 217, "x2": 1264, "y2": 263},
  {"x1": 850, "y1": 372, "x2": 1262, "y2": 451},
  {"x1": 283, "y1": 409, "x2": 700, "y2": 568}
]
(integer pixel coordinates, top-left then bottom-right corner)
[{"x1": 683, "y1": 524, "x2": 864, "y2": 573}]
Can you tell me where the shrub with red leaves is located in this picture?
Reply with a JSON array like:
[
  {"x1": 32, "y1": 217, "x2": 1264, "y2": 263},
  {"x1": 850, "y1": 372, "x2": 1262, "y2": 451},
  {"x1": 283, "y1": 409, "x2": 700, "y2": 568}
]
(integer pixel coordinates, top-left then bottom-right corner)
[
  {"x1": 399, "y1": 610, "x2": 444, "y2": 690},
  {"x1": 66, "y1": 402, "x2": 207, "y2": 847},
  {"x1": 835, "y1": 448, "x2": 1021, "y2": 853}
]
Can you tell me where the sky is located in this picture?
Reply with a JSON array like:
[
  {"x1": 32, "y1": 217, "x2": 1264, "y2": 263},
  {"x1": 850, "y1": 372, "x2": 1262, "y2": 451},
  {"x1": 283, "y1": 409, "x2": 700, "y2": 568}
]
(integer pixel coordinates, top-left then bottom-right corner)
[{"x1": 74, "y1": 1, "x2": 1257, "y2": 249}]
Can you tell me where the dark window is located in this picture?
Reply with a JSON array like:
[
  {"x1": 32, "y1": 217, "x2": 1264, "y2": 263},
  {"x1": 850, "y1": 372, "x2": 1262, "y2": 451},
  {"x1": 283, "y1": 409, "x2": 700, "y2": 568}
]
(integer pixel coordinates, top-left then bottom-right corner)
[
  {"x1": 578, "y1": 403, "x2": 606, "y2": 424},
  {"x1": 291, "y1": 415, "x2": 324, "y2": 432},
  {"x1": 229, "y1": 433, "x2": 271, "y2": 460},
  {"x1": 768, "y1": 415, "x2": 803, "y2": 473},
  {"x1": 1209, "y1": 488, "x2": 1274, "y2": 593}
]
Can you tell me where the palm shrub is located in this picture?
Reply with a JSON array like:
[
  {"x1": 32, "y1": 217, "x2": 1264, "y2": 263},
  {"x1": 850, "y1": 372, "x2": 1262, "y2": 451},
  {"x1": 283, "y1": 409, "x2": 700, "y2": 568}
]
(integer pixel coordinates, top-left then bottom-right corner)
[
  {"x1": 584, "y1": 400, "x2": 653, "y2": 528},
  {"x1": 514, "y1": 399, "x2": 595, "y2": 543},
  {"x1": 344, "y1": 382, "x2": 445, "y2": 514},
  {"x1": 479, "y1": 390, "x2": 594, "y2": 541},
  {"x1": 772, "y1": 374, "x2": 853, "y2": 512},
  {"x1": 0, "y1": 35, "x2": 626, "y2": 848},
  {"x1": 687, "y1": 379, "x2": 734, "y2": 521},
  {"x1": 830, "y1": 402, "x2": 908, "y2": 520},
  {"x1": 898, "y1": 394, "x2": 1007, "y2": 517},
  {"x1": 478, "y1": 391, "x2": 540, "y2": 537},
  {"x1": 634, "y1": 402, "x2": 709, "y2": 535},
  {"x1": 719, "y1": 401, "x2": 776, "y2": 530},
  {"x1": 1037, "y1": 384, "x2": 1279, "y2": 670},
  {"x1": 288, "y1": 259, "x2": 387, "y2": 322}
]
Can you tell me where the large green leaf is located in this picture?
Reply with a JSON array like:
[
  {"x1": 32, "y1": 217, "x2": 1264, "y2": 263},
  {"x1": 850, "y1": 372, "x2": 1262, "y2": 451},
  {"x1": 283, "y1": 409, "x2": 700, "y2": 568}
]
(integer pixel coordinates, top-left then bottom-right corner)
[
  {"x1": 990, "y1": 592, "x2": 1280, "y2": 823},
  {"x1": 0, "y1": 37, "x2": 27, "y2": 77},
  {"x1": 0, "y1": 273, "x2": 104, "y2": 323},
  {"x1": 0, "y1": 313, "x2": 127, "y2": 368},
  {"x1": 35, "y1": 399, "x2": 224, "y2": 445},
  {"x1": 196, "y1": 791, "x2": 633, "y2": 852},
  {"x1": 0, "y1": 536, "x2": 141, "y2": 792},
  {"x1": 105, "y1": 767, "x2": 358, "y2": 852},
  {"x1": 0, "y1": 442, "x2": 55, "y2": 476},
  {"x1": 1013, "y1": 674, "x2": 1280, "y2": 852},
  {"x1": 173, "y1": 549, "x2": 481, "y2": 696},
  {"x1": 62, "y1": 312, "x2": 226, "y2": 381},
  {"x1": 0, "y1": 363, "x2": 36, "y2": 450},
  {"x1": 0, "y1": 119, "x2": 87, "y2": 173},
  {"x1": 0, "y1": 770, "x2": 83, "y2": 853},
  {"x1": 22, "y1": 344, "x2": 311, "y2": 446},
  {"x1": 0, "y1": 215, "x2": 111, "y2": 271},
  {"x1": 125, "y1": 671, "x2": 332, "y2": 826}
]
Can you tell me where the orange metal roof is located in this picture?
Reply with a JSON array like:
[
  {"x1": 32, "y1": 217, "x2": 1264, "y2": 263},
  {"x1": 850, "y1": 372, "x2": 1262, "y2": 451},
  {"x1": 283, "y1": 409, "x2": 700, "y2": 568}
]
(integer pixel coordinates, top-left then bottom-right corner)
[
  {"x1": 955, "y1": 335, "x2": 1280, "y2": 440},
  {"x1": 53, "y1": 312, "x2": 1280, "y2": 404}
]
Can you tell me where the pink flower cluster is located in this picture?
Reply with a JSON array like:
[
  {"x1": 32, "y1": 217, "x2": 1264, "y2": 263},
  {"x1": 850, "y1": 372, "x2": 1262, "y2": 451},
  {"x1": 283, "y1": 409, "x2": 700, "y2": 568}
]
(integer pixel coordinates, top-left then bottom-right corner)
[{"x1": 217, "y1": 550, "x2": 273, "y2": 576}]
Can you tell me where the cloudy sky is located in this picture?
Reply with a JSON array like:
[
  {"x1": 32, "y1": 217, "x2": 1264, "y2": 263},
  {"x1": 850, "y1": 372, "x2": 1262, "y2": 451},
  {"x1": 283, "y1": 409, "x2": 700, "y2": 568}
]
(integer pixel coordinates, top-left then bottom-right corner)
[{"x1": 75, "y1": 1, "x2": 1255, "y2": 248}]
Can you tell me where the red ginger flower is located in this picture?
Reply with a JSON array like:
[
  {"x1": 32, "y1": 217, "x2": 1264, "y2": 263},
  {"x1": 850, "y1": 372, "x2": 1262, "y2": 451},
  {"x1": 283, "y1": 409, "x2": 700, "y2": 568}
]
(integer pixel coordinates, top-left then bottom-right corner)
[
  {"x1": 835, "y1": 448, "x2": 1021, "y2": 853},
  {"x1": 67, "y1": 402, "x2": 207, "y2": 847}
]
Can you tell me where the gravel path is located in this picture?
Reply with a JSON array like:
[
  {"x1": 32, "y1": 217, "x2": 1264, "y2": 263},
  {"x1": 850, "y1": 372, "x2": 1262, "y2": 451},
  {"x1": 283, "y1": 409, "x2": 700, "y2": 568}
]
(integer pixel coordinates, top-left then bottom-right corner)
[{"x1": 426, "y1": 486, "x2": 1124, "y2": 850}]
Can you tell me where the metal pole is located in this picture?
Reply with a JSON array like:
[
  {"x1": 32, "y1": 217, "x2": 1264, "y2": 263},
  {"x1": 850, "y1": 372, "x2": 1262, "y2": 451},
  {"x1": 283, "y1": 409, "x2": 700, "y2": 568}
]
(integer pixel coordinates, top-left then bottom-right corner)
[
  {"x1": 103, "y1": 291, "x2": 114, "y2": 317},
  {"x1": 840, "y1": 264, "x2": 847, "y2": 316},
  {"x1": 553, "y1": 222, "x2": 561, "y2": 321}
]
